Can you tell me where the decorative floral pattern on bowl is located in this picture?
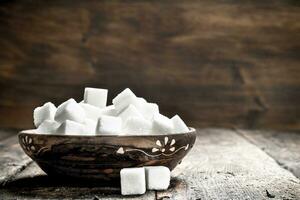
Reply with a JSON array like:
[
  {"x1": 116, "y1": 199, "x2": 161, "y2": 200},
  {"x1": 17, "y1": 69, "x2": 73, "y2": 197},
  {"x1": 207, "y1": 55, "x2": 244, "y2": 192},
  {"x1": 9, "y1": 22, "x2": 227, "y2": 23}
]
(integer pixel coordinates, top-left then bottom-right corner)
[
  {"x1": 20, "y1": 135, "x2": 36, "y2": 153},
  {"x1": 19, "y1": 134, "x2": 50, "y2": 156},
  {"x1": 116, "y1": 136, "x2": 190, "y2": 157}
]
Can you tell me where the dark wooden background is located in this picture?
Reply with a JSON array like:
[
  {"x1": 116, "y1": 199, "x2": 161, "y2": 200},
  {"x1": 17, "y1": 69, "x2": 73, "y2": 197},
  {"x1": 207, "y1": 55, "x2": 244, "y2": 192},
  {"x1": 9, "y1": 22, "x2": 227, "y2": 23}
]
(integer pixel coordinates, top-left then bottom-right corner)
[{"x1": 0, "y1": 0, "x2": 299, "y2": 130}]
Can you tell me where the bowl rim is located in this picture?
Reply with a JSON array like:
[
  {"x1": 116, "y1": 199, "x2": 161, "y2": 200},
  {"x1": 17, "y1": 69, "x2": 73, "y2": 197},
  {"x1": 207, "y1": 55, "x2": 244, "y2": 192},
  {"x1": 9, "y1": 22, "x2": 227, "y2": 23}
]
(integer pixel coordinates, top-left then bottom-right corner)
[{"x1": 19, "y1": 127, "x2": 196, "y2": 138}]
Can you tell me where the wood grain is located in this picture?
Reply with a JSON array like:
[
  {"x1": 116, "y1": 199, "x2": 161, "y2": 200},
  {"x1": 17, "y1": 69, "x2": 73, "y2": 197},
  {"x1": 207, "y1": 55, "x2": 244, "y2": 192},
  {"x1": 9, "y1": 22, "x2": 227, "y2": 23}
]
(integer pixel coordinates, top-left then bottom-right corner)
[
  {"x1": 157, "y1": 129, "x2": 300, "y2": 200},
  {"x1": 237, "y1": 129, "x2": 300, "y2": 178},
  {"x1": 0, "y1": 0, "x2": 299, "y2": 130},
  {"x1": 0, "y1": 135, "x2": 32, "y2": 186}
]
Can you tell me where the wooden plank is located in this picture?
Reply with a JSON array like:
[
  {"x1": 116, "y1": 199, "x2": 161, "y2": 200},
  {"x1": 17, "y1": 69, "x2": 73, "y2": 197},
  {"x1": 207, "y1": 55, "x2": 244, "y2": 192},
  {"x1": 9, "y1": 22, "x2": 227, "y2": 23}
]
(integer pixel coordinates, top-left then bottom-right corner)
[
  {"x1": 0, "y1": 0, "x2": 299, "y2": 130},
  {"x1": 0, "y1": 135, "x2": 32, "y2": 186},
  {"x1": 157, "y1": 129, "x2": 300, "y2": 200},
  {"x1": 237, "y1": 129, "x2": 300, "y2": 178}
]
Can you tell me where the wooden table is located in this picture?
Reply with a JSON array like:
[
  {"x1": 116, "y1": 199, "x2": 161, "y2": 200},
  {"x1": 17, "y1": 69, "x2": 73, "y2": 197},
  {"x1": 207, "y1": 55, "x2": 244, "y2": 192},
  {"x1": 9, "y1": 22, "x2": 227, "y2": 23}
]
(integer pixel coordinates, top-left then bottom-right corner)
[{"x1": 1, "y1": 129, "x2": 300, "y2": 199}]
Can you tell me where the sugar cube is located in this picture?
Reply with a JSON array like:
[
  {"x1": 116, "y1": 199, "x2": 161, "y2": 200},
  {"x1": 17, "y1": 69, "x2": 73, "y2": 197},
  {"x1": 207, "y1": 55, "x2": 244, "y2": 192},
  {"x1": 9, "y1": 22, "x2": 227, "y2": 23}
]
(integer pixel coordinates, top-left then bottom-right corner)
[
  {"x1": 132, "y1": 97, "x2": 159, "y2": 120},
  {"x1": 118, "y1": 104, "x2": 143, "y2": 122},
  {"x1": 140, "y1": 103, "x2": 159, "y2": 120},
  {"x1": 56, "y1": 120, "x2": 86, "y2": 135},
  {"x1": 55, "y1": 98, "x2": 76, "y2": 112},
  {"x1": 123, "y1": 117, "x2": 152, "y2": 134},
  {"x1": 33, "y1": 102, "x2": 56, "y2": 127},
  {"x1": 171, "y1": 115, "x2": 189, "y2": 133},
  {"x1": 112, "y1": 88, "x2": 139, "y2": 113},
  {"x1": 79, "y1": 102, "x2": 102, "y2": 121},
  {"x1": 83, "y1": 119, "x2": 97, "y2": 134},
  {"x1": 32, "y1": 87, "x2": 190, "y2": 136},
  {"x1": 96, "y1": 116, "x2": 122, "y2": 135},
  {"x1": 152, "y1": 113, "x2": 174, "y2": 134},
  {"x1": 145, "y1": 166, "x2": 170, "y2": 190},
  {"x1": 36, "y1": 120, "x2": 60, "y2": 134},
  {"x1": 84, "y1": 87, "x2": 108, "y2": 108},
  {"x1": 100, "y1": 105, "x2": 117, "y2": 116},
  {"x1": 55, "y1": 99, "x2": 86, "y2": 123},
  {"x1": 137, "y1": 97, "x2": 147, "y2": 103},
  {"x1": 120, "y1": 168, "x2": 146, "y2": 195}
]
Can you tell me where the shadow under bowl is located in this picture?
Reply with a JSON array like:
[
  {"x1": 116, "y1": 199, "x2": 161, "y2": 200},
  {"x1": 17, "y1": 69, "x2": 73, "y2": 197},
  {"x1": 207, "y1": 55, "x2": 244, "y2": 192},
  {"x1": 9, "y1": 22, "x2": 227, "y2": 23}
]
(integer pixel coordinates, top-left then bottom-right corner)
[{"x1": 18, "y1": 128, "x2": 196, "y2": 180}]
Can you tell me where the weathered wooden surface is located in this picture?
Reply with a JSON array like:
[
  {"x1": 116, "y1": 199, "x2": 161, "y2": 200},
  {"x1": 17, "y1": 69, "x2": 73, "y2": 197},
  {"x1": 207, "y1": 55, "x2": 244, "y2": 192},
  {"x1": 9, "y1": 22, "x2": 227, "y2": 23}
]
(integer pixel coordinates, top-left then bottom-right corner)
[
  {"x1": 1, "y1": 129, "x2": 300, "y2": 199},
  {"x1": 157, "y1": 129, "x2": 300, "y2": 200},
  {"x1": 0, "y1": 0, "x2": 299, "y2": 130},
  {"x1": 0, "y1": 135, "x2": 32, "y2": 186},
  {"x1": 238, "y1": 129, "x2": 300, "y2": 179}
]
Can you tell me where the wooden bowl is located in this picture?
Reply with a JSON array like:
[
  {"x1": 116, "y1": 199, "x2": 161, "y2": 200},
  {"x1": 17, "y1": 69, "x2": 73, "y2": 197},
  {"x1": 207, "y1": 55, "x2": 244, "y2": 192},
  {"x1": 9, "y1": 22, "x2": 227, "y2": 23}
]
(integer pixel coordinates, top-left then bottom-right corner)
[{"x1": 18, "y1": 128, "x2": 196, "y2": 180}]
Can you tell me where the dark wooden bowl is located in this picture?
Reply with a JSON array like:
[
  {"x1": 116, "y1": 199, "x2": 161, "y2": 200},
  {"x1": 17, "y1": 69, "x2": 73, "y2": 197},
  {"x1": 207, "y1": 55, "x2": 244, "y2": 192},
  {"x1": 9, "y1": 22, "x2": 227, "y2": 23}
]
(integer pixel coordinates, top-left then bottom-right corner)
[{"x1": 18, "y1": 128, "x2": 196, "y2": 180}]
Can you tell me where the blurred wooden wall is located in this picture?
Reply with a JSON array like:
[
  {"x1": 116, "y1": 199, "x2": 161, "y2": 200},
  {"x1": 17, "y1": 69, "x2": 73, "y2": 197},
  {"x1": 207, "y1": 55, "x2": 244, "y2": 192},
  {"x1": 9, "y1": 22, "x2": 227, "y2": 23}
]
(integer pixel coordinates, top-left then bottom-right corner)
[{"x1": 0, "y1": 0, "x2": 299, "y2": 130}]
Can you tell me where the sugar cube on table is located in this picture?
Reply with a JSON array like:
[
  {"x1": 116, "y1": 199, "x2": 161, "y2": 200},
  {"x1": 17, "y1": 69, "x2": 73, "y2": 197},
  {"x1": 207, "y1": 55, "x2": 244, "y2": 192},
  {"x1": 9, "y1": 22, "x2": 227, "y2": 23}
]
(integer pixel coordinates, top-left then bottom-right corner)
[
  {"x1": 56, "y1": 120, "x2": 86, "y2": 135},
  {"x1": 55, "y1": 99, "x2": 86, "y2": 123},
  {"x1": 83, "y1": 119, "x2": 97, "y2": 134},
  {"x1": 96, "y1": 116, "x2": 122, "y2": 135},
  {"x1": 36, "y1": 120, "x2": 60, "y2": 134},
  {"x1": 171, "y1": 115, "x2": 189, "y2": 133},
  {"x1": 33, "y1": 102, "x2": 56, "y2": 127},
  {"x1": 100, "y1": 105, "x2": 117, "y2": 116},
  {"x1": 152, "y1": 113, "x2": 174, "y2": 134},
  {"x1": 79, "y1": 102, "x2": 102, "y2": 121},
  {"x1": 120, "y1": 168, "x2": 146, "y2": 195},
  {"x1": 144, "y1": 166, "x2": 170, "y2": 190},
  {"x1": 112, "y1": 88, "x2": 139, "y2": 113},
  {"x1": 123, "y1": 117, "x2": 152, "y2": 134},
  {"x1": 84, "y1": 87, "x2": 108, "y2": 108},
  {"x1": 118, "y1": 104, "x2": 143, "y2": 122}
]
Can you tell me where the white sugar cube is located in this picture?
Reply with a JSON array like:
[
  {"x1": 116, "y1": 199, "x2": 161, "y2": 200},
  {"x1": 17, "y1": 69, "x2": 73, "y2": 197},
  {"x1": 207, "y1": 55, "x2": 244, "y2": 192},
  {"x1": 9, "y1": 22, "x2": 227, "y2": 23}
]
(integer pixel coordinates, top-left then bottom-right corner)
[
  {"x1": 120, "y1": 168, "x2": 146, "y2": 195},
  {"x1": 83, "y1": 119, "x2": 97, "y2": 134},
  {"x1": 118, "y1": 104, "x2": 143, "y2": 122},
  {"x1": 33, "y1": 102, "x2": 56, "y2": 127},
  {"x1": 100, "y1": 105, "x2": 117, "y2": 116},
  {"x1": 145, "y1": 166, "x2": 170, "y2": 190},
  {"x1": 84, "y1": 87, "x2": 108, "y2": 108},
  {"x1": 55, "y1": 99, "x2": 86, "y2": 123},
  {"x1": 152, "y1": 113, "x2": 174, "y2": 134},
  {"x1": 56, "y1": 120, "x2": 85, "y2": 135},
  {"x1": 133, "y1": 97, "x2": 159, "y2": 120},
  {"x1": 137, "y1": 97, "x2": 147, "y2": 103},
  {"x1": 171, "y1": 115, "x2": 189, "y2": 133},
  {"x1": 55, "y1": 98, "x2": 76, "y2": 113},
  {"x1": 58, "y1": 98, "x2": 76, "y2": 107},
  {"x1": 79, "y1": 102, "x2": 102, "y2": 121},
  {"x1": 36, "y1": 120, "x2": 60, "y2": 134},
  {"x1": 123, "y1": 117, "x2": 152, "y2": 134},
  {"x1": 112, "y1": 88, "x2": 139, "y2": 113},
  {"x1": 96, "y1": 116, "x2": 122, "y2": 135},
  {"x1": 140, "y1": 103, "x2": 159, "y2": 120}
]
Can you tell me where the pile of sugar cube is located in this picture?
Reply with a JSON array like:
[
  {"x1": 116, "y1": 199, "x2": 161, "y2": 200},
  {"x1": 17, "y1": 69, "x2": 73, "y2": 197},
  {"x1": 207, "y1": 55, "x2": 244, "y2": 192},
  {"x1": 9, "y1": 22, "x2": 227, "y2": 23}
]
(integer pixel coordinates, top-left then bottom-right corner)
[
  {"x1": 121, "y1": 166, "x2": 170, "y2": 195},
  {"x1": 34, "y1": 87, "x2": 189, "y2": 135}
]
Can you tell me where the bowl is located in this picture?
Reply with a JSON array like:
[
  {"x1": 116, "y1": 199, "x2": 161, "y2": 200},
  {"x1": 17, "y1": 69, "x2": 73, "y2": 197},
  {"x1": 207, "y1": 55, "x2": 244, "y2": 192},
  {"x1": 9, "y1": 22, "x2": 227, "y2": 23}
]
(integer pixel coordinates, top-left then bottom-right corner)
[{"x1": 18, "y1": 128, "x2": 196, "y2": 180}]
